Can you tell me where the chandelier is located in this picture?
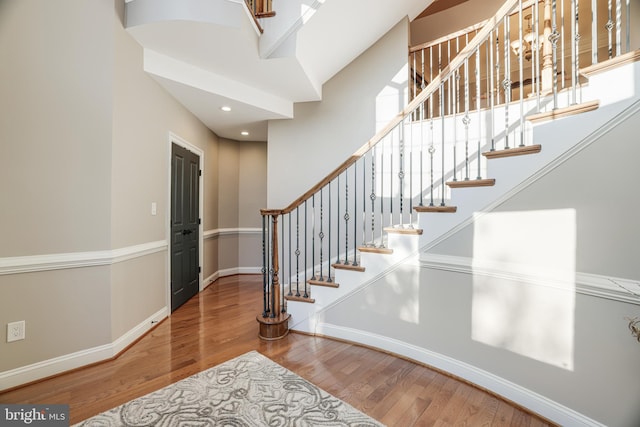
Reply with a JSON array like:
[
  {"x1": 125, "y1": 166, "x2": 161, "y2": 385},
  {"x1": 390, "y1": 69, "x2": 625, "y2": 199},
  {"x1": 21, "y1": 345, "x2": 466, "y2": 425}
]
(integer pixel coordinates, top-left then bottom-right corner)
[{"x1": 510, "y1": 14, "x2": 543, "y2": 61}]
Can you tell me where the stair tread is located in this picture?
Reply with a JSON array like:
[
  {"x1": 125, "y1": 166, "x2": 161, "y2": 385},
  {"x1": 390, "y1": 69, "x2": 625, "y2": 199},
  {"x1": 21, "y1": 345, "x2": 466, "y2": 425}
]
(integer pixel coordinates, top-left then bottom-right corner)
[
  {"x1": 285, "y1": 294, "x2": 315, "y2": 303},
  {"x1": 308, "y1": 278, "x2": 340, "y2": 287},
  {"x1": 447, "y1": 178, "x2": 495, "y2": 188},
  {"x1": 384, "y1": 226, "x2": 423, "y2": 235},
  {"x1": 526, "y1": 100, "x2": 599, "y2": 124},
  {"x1": 483, "y1": 144, "x2": 541, "y2": 159},
  {"x1": 331, "y1": 263, "x2": 365, "y2": 272},
  {"x1": 359, "y1": 246, "x2": 394, "y2": 254},
  {"x1": 414, "y1": 205, "x2": 457, "y2": 213}
]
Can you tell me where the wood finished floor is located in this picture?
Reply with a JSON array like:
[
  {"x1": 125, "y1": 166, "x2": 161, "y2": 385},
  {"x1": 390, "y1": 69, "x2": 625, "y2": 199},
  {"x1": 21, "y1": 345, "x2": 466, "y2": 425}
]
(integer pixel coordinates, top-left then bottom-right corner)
[{"x1": 0, "y1": 275, "x2": 556, "y2": 426}]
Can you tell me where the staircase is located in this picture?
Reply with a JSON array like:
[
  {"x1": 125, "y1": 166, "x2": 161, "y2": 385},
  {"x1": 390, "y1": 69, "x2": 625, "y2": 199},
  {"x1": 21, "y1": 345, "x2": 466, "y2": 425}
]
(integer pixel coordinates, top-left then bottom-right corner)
[{"x1": 257, "y1": 0, "x2": 639, "y2": 340}]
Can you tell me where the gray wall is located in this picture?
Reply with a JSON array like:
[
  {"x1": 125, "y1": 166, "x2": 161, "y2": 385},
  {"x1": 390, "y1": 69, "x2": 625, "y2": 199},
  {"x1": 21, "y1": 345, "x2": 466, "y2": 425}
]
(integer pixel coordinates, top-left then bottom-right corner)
[{"x1": 320, "y1": 102, "x2": 640, "y2": 426}]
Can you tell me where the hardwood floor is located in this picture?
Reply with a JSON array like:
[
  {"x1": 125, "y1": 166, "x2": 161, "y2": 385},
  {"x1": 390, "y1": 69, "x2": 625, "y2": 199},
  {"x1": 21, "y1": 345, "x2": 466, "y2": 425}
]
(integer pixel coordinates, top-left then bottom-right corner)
[{"x1": 0, "y1": 275, "x2": 556, "y2": 426}]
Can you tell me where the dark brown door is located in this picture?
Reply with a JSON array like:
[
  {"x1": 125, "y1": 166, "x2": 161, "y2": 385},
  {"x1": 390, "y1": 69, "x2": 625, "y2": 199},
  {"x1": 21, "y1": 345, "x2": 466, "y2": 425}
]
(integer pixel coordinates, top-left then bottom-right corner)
[{"x1": 170, "y1": 143, "x2": 200, "y2": 312}]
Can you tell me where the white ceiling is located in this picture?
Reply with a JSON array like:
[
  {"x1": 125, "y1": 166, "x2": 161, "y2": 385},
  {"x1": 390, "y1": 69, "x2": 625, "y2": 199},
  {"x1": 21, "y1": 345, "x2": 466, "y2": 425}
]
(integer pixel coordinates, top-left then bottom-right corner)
[{"x1": 125, "y1": 0, "x2": 433, "y2": 142}]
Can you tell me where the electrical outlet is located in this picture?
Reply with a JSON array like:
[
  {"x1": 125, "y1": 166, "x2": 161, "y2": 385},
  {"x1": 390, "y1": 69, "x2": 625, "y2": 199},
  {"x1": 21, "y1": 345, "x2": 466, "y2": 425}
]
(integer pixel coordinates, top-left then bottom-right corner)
[{"x1": 7, "y1": 321, "x2": 25, "y2": 342}]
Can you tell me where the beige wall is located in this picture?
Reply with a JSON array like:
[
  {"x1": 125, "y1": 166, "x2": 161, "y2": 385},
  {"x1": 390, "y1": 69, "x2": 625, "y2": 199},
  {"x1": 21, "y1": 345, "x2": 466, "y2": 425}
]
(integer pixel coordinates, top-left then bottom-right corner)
[
  {"x1": 238, "y1": 142, "x2": 268, "y2": 227},
  {"x1": 0, "y1": 0, "x2": 226, "y2": 377},
  {"x1": 218, "y1": 139, "x2": 241, "y2": 228},
  {"x1": 0, "y1": 0, "x2": 114, "y2": 257},
  {"x1": 267, "y1": 18, "x2": 410, "y2": 208},
  {"x1": 0, "y1": 0, "x2": 115, "y2": 373},
  {"x1": 0, "y1": 267, "x2": 112, "y2": 371},
  {"x1": 110, "y1": 9, "x2": 220, "y2": 336},
  {"x1": 216, "y1": 139, "x2": 267, "y2": 272}
]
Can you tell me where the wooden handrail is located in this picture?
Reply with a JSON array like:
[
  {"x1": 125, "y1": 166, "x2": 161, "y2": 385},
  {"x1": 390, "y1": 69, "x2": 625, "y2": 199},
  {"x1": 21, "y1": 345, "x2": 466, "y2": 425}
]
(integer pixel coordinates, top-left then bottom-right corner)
[
  {"x1": 245, "y1": 0, "x2": 276, "y2": 33},
  {"x1": 264, "y1": 0, "x2": 520, "y2": 217}
]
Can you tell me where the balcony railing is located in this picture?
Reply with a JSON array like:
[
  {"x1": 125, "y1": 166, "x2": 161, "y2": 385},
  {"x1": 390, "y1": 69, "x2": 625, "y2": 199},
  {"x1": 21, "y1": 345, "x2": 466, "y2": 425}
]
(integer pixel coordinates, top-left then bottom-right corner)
[
  {"x1": 410, "y1": 0, "x2": 633, "y2": 115},
  {"x1": 246, "y1": 0, "x2": 275, "y2": 18}
]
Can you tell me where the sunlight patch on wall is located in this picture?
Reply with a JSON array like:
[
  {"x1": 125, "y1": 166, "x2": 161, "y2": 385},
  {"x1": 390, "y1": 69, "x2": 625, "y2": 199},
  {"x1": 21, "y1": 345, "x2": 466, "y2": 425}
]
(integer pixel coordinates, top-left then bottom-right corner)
[
  {"x1": 364, "y1": 266, "x2": 419, "y2": 325},
  {"x1": 300, "y1": 0, "x2": 324, "y2": 25},
  {"x1": 471, "y1": 209, "x2": 576, "y2": 370},
  {"x1": 375, "y1": 64, "x2": 408, "y2": 132}
]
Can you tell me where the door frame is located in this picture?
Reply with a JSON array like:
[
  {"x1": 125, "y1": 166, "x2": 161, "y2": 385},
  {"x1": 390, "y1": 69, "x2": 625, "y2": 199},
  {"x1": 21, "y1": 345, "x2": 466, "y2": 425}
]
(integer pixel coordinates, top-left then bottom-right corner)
[{"x1": 167, "y1": 132, "x2": 204, "y2": 313}]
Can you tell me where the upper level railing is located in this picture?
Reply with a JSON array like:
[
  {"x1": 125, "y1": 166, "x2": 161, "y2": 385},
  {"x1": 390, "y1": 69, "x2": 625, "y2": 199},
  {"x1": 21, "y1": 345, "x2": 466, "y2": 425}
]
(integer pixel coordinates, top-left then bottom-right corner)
[
  {"x1": 410, "y1": 0, "x2": 633, "y2": 115},
  {"x1": 258, "y1": 0, "x2": 635, "y2": 331},
  {"x1": 246, "y1": 0, "x2": 275, "y2": 18}
]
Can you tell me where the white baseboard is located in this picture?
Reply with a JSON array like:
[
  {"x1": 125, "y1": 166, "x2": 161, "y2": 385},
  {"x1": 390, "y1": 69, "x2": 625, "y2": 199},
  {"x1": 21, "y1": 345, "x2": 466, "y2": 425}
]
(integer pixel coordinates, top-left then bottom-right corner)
[
  {"x1": 314, "y1": 322, "x2": 605, "y2": 427},
  {"x1": 217, "y1": 267, "x2": 262, "y2": 277},
  {"x1": 111, "y1": 307, "x2": 168, "y2": 356},
  {"x1": 0, "y1": 307, "x2": 168, "y2": 392},
  {"x1": 201, "y1": 268, "x2": 261, "y2": 290}
]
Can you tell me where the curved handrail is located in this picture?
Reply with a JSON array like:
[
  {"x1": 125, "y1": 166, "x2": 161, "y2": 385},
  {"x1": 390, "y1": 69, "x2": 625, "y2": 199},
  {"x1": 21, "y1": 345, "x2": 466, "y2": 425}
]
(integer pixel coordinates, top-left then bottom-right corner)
[{"x1": 266, "y1": 0, "x2": 520, "y2": 217}]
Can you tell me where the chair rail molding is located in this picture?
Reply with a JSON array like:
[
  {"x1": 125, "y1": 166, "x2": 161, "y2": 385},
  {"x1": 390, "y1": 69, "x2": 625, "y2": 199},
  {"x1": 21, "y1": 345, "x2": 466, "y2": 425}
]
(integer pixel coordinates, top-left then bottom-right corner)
[
  {"x1": 0, "y1": 241, "x2": 168, "y2": 276},
  {"x1": 420, "y1": 253, "x2": 640, "y2": 305}
]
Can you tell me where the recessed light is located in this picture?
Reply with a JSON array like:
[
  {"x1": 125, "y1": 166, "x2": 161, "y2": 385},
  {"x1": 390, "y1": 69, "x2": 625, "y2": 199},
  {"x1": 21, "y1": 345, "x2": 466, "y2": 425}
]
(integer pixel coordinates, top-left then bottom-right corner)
[
  {"x1": 220, "y1": 106, "x2": 231, "y2": 112},
  {"x1": 241, "y1": 131, "x2": 249, "y2": 136}
]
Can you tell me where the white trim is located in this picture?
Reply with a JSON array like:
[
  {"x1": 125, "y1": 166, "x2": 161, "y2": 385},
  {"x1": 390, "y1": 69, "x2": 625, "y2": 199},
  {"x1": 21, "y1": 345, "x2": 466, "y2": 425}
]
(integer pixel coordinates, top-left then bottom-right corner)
[
  {"x1": 167, "y1": 132, "x2": 205, "y2": 296},
  {"x1": 111, "y1": 307, "x2": 169, "y2": 356},
  {"x1": 420, "y1": 253, "x2": 640, "y2": 305},
  {"x1": 203, "y1": 271, "x2": 219, "y2": 288},
  {"x1": 202, "y1": 267, "x2": 261, "y2": 288},
  {"x1": 203, "y1": 227, "x2": 262, "y2": 239},
  {"x1": 0, "y1": 307, "x2": 168, "y2": 392},
  {"x1": 218, "y1": 266, "x2": 262, "y2": 276},
  {"x1": 314, "y1": 323, "x2": 605, "y2": 427},
  {"x1": 0, "y1": 241, "x2": 167, "y2": 276}
]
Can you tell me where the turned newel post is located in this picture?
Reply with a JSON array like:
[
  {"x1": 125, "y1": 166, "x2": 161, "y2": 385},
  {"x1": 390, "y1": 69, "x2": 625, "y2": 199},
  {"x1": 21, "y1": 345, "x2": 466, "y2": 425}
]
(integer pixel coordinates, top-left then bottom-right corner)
[
  {"x1": 257, "y1": 209, "x2": 290, "y2": 340},
  {"x1": 267, "y1": 210, "x2": 281, "y2": 317}
]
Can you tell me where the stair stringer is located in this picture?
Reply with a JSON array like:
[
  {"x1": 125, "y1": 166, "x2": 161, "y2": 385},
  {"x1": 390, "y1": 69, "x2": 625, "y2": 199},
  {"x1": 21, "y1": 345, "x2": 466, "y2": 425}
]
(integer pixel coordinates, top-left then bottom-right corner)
[{"x1": 287, "y1": 59, "x2": 640, "y2": 336}]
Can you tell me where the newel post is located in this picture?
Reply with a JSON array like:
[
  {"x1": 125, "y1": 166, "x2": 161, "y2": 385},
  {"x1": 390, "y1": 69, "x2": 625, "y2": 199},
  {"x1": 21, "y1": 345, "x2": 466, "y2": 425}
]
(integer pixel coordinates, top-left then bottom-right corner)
[
  {"x1": 256, "y1": 209, "x2": 290, "y2": 340},
  {"x1": 268, "y1": 211, "x2": 281, "y2": 317}
]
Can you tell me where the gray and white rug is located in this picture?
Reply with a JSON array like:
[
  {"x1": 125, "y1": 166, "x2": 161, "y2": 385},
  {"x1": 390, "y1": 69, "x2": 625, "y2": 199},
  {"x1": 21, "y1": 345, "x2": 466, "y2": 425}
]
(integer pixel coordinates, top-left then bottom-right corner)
[{"x1": 75, "y1": 351, "x2": 384, "y2": 426}]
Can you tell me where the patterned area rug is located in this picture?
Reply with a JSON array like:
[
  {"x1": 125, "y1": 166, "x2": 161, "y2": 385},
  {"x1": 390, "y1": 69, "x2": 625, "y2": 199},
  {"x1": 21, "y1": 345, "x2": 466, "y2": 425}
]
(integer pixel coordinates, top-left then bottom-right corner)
[{"x1": 75, "y1": 351, "x2": 384, "y2": 426}]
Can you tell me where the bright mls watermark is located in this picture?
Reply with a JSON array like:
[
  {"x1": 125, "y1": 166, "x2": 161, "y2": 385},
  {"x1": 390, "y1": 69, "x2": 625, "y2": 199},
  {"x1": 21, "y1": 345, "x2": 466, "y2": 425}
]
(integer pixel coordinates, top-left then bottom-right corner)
[{"x1": 1, "y1": 405, "x2": 69, "y2": 426}]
